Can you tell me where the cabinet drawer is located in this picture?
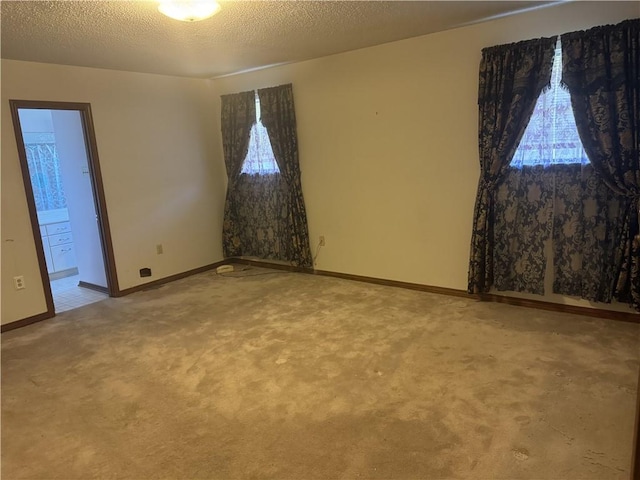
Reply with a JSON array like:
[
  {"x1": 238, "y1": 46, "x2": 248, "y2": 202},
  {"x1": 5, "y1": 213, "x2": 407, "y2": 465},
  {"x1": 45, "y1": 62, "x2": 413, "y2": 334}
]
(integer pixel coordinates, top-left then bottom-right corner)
[
  {"x1": 50, "y1": 244, "x2": 77, "y2": 272},
  {"x1": 48, "y1": 232, "x2": 74, "y2": 246},
  {"x1": 46, "y1": 222, "x2": 71, "y2": 235},
  {"x1": 39, "y1": 225, "x2": 47, "y2": 237}
]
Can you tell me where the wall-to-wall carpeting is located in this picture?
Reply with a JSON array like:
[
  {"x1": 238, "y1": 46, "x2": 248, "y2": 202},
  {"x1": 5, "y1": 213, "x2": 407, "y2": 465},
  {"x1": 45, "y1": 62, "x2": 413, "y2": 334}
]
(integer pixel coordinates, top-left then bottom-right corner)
[{"x1": 2, "y1": 266, "x2": 638, "y2": 479}]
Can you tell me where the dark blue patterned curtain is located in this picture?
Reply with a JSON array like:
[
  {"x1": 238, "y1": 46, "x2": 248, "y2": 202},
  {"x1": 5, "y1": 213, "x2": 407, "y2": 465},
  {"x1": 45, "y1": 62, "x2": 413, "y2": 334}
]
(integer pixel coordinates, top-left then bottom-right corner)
[
  {"x1": 493, "y1": 166, "x2": 553, "y2": 295},
  {"x1": 468, "y1": 37, "x2": 557, "y2": 293},
  {"x1": 552, "y1": 164, "x2": 624, "y2": 302},
  {"x1": 258, "y1": 84, "x2": 313, "y2": 268},
  {"x1": 562, "y1": 19, "x2": 640, "y2": 310},
  {"x1": 493, "y1": 163, "x2": 624, "y2": 300},
  {"x1": 221, "y1": 91, "x2": 256, "y2": 258},
  {"x1": 228, "y1": 174, "x2": 289, "y2": 260}
]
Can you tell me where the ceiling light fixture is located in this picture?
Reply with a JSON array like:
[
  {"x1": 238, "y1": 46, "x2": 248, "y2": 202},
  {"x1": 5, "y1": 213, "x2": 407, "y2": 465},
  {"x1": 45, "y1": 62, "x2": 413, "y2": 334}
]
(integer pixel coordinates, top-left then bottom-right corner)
[{"x1": 158, "y1": 0, "x2": 221, "y2": 22}]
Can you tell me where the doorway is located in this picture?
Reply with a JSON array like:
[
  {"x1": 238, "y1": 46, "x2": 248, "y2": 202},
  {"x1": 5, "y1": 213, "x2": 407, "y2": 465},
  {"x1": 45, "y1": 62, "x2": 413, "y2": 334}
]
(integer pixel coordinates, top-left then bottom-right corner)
[{"x1": 10, "y1": 100, "x2": 118, "y2": 316}]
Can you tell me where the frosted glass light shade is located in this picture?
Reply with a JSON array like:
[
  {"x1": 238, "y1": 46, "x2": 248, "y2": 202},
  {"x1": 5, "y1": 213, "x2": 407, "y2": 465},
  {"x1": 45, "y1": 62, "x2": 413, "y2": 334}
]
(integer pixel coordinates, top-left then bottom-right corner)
[{"x1": 158, "y1": 0, "x2": 221, "y2": 22}]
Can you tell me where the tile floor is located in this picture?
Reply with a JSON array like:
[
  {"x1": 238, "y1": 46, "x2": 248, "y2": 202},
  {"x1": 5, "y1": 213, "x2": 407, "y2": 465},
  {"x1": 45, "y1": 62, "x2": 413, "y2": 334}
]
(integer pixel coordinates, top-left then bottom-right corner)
[{"x1": 50, "y1": 274, "x2": 108, "y2": 313}]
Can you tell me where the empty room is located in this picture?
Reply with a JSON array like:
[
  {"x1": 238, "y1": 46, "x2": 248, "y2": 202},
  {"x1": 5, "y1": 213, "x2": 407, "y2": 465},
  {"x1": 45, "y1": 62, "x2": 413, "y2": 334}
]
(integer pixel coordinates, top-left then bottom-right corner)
[{"x1": 1, "y1": 1, "x2": 639, "y2": 479}]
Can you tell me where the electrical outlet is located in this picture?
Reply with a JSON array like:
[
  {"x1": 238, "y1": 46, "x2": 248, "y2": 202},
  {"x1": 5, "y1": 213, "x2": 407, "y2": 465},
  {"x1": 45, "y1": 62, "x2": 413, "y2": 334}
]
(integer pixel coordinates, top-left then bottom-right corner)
[
  {"x1": 156, "y1": 244, "x2": 164, "y2": 255},
  {"x1": 319, "y1": 235, "x2": 325, "y2": 246},
  {"x1": 13, "y1": 276, "x2": 25, "y2": 290}
]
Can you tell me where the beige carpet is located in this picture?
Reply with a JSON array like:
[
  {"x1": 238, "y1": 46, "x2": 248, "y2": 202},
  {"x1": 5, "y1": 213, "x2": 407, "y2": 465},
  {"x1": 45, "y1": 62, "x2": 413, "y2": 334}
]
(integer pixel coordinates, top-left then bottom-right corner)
[{"x1": 2, "y1": 266, "x2": 639, "y2": 479}]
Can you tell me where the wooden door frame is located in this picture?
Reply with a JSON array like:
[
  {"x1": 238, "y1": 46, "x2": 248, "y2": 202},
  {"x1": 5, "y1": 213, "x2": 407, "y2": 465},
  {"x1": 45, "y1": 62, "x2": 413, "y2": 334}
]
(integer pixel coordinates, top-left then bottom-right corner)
[{"x1": 9, "y1": 100, "x2": 119, "y2": 323}]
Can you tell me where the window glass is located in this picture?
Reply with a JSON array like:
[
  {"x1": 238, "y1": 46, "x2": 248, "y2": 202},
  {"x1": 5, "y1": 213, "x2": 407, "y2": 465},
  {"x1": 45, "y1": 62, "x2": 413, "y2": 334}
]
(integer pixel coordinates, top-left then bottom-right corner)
[
  {"x1": 511, "y1": 42, "x2": 590, "y2": 168},
  {"x1": 240, "y1": 92, "x2": 280, "y2": 175}
]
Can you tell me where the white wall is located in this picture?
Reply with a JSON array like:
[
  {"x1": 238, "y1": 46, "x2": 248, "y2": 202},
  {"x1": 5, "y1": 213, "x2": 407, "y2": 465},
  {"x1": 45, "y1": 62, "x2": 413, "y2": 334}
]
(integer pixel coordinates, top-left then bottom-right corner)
[
  {"x1": 1, "y1": 61, "x2": 226, "y2": 325},
  {"x1": 212, "y1": 1, "x2": 639, "y2": 312},
  {"x1": 51, "y1": 110, "x2": 107, "y2": 288}
]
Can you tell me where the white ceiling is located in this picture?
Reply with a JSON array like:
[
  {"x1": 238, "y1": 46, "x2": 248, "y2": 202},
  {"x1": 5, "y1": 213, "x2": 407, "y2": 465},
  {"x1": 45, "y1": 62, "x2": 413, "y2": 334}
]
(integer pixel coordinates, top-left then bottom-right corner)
[{"x1": 1, "y1": 1, "x2": 559, "y2": 79}]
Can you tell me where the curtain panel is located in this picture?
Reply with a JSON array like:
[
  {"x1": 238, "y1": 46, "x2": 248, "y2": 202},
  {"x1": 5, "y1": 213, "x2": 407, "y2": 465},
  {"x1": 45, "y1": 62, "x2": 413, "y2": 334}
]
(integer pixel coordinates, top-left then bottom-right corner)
[
  {"x1": 228, "y1": 173, "x2": 289, "y2": 260},
  {"x1": 552, "y1": 164, "x2": 624, "y2": 302},
  {"x1": 221, "y1": 90, "x2": 256, "y2": 258},
  {"x1": 493, "y1": 165, "x2": 624, "y2": 301},
  {"x1": 468, "y1": 36, "x2": 557, "y2": 293},
  {"x1": 562, "y1": 19, "x2": 640, "y2": 310},
  {"x1": 493, "y1": 166, "x2": 553, "y2": 295},
  {"x1": 258, "y1": 84, "x2": 313, "y2": 268}
]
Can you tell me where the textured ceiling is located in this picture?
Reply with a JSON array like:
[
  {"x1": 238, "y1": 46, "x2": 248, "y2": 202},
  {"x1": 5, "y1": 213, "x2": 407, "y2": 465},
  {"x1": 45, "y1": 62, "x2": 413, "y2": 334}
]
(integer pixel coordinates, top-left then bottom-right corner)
[{"x1": 1, "y1": 1, "x2": 559, "y2": 79}]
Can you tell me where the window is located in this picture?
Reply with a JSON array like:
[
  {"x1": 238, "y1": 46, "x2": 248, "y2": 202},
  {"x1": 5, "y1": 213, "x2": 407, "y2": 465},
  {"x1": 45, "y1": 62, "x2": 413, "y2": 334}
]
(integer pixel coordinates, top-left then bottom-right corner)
[
  {"x1": 24, "y1": 132, "x2": 67, "y2": 211},
  {"x1": 240, "y1": 92, "x2": 280, "y2": 175},
  {"x1": 510, "y1": 41, "x2": 589, "y2": 168}
]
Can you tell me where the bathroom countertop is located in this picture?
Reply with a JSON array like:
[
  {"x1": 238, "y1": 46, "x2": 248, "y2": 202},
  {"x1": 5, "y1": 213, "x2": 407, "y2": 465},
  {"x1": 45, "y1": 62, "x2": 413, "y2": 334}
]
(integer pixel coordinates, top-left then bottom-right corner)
[{"x1": 37, "y1": 208, "x2": 69, "y2": 226}]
